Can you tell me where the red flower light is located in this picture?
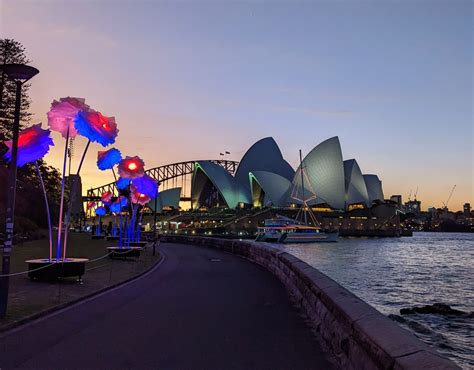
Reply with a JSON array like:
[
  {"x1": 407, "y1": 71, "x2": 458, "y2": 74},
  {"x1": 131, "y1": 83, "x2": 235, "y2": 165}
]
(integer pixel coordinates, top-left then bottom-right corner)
[
  {"x1": 101, "y1": 191, "x2": 113, "y2": 203},
  {"x1": 118, "y1": 156, "x2": 145, "y2": 179}
]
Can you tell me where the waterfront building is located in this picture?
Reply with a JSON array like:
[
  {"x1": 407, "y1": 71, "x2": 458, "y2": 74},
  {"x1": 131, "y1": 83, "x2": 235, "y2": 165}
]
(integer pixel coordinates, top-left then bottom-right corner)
[
  {"x1": 405, "y1": 199, "x2": 421, "y2": 214},
  {"x1": 390, "y1": 195, "x2": 402, "y2": 207},
  {"x1": 191, "y1": 136, "x2": 384, "y2": 211},
  {"x1": 464, "y1": 203, "x2": 471, "y2": 217}
]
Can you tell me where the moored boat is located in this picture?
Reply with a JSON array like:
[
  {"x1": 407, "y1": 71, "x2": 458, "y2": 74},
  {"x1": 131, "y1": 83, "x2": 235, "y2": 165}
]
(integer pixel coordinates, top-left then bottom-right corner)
[
  {"x1": 255, "y1": 149, "x2": 338, "y2": 244},
  {"x1": 255, "y1": 217, "x2": 338, "y2": 243}
]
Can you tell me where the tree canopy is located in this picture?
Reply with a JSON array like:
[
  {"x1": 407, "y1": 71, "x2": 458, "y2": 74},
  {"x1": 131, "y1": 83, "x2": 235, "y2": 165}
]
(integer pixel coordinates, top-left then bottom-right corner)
[{"x1": 0, "y1": 39, "x2": 62, "y2": 236}]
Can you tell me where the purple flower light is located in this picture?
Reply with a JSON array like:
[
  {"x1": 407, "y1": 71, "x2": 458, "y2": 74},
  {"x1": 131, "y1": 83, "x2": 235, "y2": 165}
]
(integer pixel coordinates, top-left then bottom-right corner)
[
  {"x1": 3, "y1": 124, "x2": 54, "y2": 167},
  {"x1": 132, "y1": 174, "x2": 158, "y2": 198}
]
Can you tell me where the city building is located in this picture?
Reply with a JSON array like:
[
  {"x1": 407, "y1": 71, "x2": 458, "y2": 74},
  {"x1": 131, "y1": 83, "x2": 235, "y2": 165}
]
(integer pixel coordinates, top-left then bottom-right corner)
[
  {"x1": 405, "y1": 199, "x2": 421, "y2": 214},
  {"x1": 464, "y1": 203, "x2": 471, "y2": 217}
]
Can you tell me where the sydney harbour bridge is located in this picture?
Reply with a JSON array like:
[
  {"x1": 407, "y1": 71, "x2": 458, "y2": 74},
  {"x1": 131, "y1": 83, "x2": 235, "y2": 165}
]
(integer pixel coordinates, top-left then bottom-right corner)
[{"x1": 85, "y1": 159, "x2": 239, "y2": 205}]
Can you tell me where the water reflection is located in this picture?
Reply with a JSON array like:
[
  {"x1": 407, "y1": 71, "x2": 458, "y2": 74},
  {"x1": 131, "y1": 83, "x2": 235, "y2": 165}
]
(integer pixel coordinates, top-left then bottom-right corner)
[{"x1": 280, "y1": 232, "x2": 474, "y2": 368}]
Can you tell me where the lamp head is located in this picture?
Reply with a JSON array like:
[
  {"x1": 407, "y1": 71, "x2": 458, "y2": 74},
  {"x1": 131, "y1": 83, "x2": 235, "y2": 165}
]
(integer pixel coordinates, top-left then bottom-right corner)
[{"x1": 0, "y1": 63, "x2": 39, "y2": 82}]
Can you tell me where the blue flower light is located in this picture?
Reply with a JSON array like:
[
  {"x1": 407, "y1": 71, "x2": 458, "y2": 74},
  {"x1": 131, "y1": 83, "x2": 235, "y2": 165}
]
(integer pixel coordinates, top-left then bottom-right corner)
[
  {"x1": 110, "y1": 196, "x2": 128, "y2": 213},
  {"x1": 95, "y1": 206, "x2": 107, "y2": 216},
  {"x1": 116, "y1": 177, "x2": 131, "y2": 190},
  {"x1": 97, "y1": 148, "x2": 122, "y2": 171}
]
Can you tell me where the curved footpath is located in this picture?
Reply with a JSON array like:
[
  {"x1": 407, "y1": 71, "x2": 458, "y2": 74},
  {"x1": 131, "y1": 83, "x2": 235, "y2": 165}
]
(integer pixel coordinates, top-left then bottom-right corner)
[{"x1": 0, "y1": 243, "x2": 334, "y2": 369}]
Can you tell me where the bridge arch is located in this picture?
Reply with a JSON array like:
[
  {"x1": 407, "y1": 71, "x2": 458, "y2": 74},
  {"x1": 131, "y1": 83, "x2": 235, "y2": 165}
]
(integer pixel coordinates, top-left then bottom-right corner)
[{"x1": 86, "y1": 160, "x2": 239, "y2": 205}]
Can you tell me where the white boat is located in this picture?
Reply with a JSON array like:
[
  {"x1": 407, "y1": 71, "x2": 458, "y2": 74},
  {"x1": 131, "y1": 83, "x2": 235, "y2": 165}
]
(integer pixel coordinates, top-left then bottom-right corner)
[
  {"x1": 255, "y1": 149, "x2": 338, "y2": 244},
  {"x1": 255, "y1": 217, "x2": 338, "y2": 243}
]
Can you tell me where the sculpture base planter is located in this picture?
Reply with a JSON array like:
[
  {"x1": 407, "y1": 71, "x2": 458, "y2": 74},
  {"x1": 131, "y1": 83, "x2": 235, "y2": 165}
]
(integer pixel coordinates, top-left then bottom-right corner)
[
  {"x1": 106, "y1": 235, "x2": 120, "y2": 241},
  {"x1": 121, "y1": 240, "x2": 147, "y2": 247},
  {"x1": 26, "y1": 258, "x2": 89, "y2": 282},
  {"x1": 107, "y1": 246, "x2": 143, "y2": 259},
  {"x1": 92, "y1": 235, "x2": 105, "y2": 240}
]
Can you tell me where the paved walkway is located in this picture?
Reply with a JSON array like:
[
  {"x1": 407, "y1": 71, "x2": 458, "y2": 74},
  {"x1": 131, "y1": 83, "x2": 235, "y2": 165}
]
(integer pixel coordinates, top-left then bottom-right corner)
[{"x1": 0, "y1": 243, "x2": 333, "y2": 369}]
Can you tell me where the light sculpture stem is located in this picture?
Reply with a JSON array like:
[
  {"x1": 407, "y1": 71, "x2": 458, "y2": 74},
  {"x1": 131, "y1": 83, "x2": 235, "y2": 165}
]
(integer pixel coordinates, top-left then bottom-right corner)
[
  {"x1": 56, "y1": 126, "x2": 70, "y2": 260},
  {"x1": 136, "y1": 208, "x2": 144, "y2": 242},
  {"x1": 129, "y1": 203, "x2": 138, "y2": 245},
  {"x1": 63, "y1": 139, "x2": 91, "y2": 260},
  {"x1": 111, "y1": 168, "x2": 123, "y2": 247},
  {"x1": 35, "y1": 162, "x2": 53, "y2": 261}
]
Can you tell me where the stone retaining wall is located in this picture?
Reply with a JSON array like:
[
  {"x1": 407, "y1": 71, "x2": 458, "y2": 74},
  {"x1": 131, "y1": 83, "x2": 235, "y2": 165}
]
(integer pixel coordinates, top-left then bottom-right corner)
[{"x1": 163, "y1": 235, "x2": 459, "y2": 370}]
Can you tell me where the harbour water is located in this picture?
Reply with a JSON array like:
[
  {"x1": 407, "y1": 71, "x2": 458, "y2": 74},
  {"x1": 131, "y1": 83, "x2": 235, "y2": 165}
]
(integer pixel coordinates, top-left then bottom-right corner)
[{"x1": 281, "y1": 232, "x2": 474, "y2": 369}]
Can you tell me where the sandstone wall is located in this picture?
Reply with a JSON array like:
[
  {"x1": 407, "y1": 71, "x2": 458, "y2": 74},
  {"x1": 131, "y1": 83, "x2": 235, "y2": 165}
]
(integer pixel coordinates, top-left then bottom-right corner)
[{"x1": 162, "y1": 235, "x2": 459, "y2": 370}]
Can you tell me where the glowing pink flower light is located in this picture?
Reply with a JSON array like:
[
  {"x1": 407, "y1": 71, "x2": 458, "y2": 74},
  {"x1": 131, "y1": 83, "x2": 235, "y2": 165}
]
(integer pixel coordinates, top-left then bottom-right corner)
[
  {"x1": 74, "y1": 110, "x2": 118, "y2": 146},
  {"x1": 47, "y1": 97, "x2": 89, "y2": 138},
  {"x1": 118, "y1": 156, "x2": 145, "y2": 179},
  {"x1": 3, "y1": 123, "x2": 54, "y2": 167},
  {"x1": 131, "y1": 190, "x2": 151, "y2": 206}
]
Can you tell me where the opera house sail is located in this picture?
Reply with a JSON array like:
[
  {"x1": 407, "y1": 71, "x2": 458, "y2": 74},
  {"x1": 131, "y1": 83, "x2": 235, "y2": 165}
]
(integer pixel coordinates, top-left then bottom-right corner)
[{"x1": 191, "y1": 136, "x2": 384, "y2": 211}]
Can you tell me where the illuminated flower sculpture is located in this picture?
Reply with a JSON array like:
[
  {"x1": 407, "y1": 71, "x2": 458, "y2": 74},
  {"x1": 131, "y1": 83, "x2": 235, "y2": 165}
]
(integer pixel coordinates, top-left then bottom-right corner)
[
  {"x1": 3, "y1": 123, "x2": 55, "y2": 259},
  {"x1": 131, "y1": 190, "x2": 152, "y2": 206},
  {"x1": 47, "y1": 95, "x2": 120, "y2": 261},
  {"x1": 118, "y1": 156, "x2": 145, "y2": 179},
  {"x1": 116, "y1": 177, "x2": 131, "y2": 190},
  {"x1": 95, "y1": 206, "x2": 106, "y2": 217},
  {"x1": 101, "y1": 191, "x2": 113, "y2": 204},
  {"x1": 75, "y1": 110, "x2": 118, "y2": 147},
  {"x1": 3, "y1": 124, "x2": 54, "y2": 167},
  {"x1": 47, "y1": 97, "x2": 89, "y2": 138},
  {"x1": 110, "y1": 196, "x2": 128, "y2": 213},
  {"x1": 131, "y1": 174, "x2": 158, "y2": 198},
  {"x1": 97, "y1": 148, "x2": 122, "y2": 171},
  {"x1": 94, "y1": 206, "x2": 107, "y2": 237}
]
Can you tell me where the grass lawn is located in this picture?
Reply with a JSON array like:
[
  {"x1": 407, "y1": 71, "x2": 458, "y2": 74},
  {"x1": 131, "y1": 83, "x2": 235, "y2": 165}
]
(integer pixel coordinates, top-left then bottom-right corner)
[{"x1": 1, "y1": 232, "x2": 160, "y2": 329}]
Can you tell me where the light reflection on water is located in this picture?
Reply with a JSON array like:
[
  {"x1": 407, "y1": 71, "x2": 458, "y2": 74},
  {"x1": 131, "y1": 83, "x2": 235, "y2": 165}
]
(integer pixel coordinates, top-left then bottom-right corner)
[{"x1": 280, "y1": 232, "x2": 474, "y2": 369}]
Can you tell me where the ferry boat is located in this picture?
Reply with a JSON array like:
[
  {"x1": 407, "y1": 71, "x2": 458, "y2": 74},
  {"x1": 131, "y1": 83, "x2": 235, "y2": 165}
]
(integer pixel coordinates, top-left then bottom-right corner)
[
  {"x1": 255, "y1": 149, "x2": 338, "y2": 244},
  {"x1": 255, "y1": 217, "x2": 338, "y2": 243}
]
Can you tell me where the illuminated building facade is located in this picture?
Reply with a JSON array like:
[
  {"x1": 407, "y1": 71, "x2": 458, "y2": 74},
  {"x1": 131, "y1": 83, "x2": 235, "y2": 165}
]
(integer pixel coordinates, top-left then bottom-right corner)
[{"x1": 191, "y1": 136, "x2": 385, "y2": 210}]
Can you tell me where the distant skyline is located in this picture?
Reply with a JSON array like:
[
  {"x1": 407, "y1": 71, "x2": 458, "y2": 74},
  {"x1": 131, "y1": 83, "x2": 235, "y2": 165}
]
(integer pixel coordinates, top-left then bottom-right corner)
[{"x1": 1, "y1": 0, "x2": 472, "y2": 211}]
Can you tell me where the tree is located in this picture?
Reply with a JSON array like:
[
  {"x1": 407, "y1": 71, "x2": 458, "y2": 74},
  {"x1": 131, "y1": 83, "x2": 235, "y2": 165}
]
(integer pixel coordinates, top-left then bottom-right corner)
[
  {"x1": 0, "y1": 38, "x2": 32, "y2": 141},
  {"x1": 0, "y1": 39, "x2": 62, "y2": 236}
]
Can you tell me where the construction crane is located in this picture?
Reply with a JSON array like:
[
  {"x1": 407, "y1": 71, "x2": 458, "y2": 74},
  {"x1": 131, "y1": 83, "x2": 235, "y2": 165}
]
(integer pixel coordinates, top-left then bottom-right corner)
[
  {"x1": 442, "y1": 185, "x2": 456, "y2": 210},
  {"x1": 413, "y1": 186, "x2": 419, "y2": 200}
]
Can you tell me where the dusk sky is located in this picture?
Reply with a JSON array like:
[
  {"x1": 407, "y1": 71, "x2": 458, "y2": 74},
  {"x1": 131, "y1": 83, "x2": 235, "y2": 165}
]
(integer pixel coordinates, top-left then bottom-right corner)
[{"x1": 1, "y1": 0, "x2": 472, "y2": 211}]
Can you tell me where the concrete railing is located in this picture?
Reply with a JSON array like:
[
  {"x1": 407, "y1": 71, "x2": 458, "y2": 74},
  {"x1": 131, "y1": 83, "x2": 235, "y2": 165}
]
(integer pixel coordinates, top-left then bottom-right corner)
[{"x1": 162, "y1": 235, "x2": 459, "y2": 370}]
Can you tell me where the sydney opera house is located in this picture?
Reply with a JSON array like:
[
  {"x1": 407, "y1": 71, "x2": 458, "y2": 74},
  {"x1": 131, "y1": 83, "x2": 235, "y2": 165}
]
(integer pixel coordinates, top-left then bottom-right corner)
[{"x1": 191, "y1": 136, "x2": 384, "y2": 211}]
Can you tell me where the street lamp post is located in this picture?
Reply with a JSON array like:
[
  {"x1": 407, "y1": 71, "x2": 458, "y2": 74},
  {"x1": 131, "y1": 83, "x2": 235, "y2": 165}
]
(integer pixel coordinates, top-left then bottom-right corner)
[{"x1": 0, "y1": 63, "x2": 39, "y2": 318}]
